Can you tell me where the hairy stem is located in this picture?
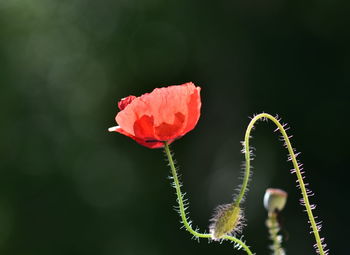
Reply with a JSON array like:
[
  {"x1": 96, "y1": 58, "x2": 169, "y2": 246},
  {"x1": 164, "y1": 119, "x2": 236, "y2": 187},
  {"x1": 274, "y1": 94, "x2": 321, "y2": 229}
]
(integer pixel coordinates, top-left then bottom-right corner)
[
  {"x1": 164, "y1": 142, "x2": 254, "y2": 255},
  {"x1": 266, "y1": 212, "x2": 285, "y2": 255},
  {"x1": 236, "y1": 113, "x2": 326, "y2": 255}
]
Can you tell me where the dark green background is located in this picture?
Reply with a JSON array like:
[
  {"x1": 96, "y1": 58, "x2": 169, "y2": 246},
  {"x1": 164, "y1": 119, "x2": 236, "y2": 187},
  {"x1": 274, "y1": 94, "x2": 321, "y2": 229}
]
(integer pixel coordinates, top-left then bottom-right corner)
[{"x1": 0, "y1": 0, "x2": 348, "y2": 254}]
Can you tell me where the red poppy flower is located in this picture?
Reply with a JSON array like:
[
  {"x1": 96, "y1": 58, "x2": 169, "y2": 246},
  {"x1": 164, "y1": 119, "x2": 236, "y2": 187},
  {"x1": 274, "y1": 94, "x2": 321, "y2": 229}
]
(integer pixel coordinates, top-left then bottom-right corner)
[{"x1": 109, "y1": 82, "x2": 201, "y2": 148}]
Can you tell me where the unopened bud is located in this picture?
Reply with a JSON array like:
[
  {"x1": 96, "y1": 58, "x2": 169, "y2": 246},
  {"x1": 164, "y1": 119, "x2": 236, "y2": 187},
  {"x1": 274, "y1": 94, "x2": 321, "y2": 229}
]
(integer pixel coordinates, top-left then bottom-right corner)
[
  {"x1": 209, "y1": 203, "x2": 243, "y2": 240},
  {"x1": 264, "y1": 188, "x2": 288, "y2": 213}
]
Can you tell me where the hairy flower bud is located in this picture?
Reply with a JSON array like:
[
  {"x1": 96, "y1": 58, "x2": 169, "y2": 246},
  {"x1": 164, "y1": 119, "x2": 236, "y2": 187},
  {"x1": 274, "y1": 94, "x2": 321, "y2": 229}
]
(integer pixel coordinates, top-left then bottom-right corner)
[{"x1": 209, "y1": 203, "x2": 244, "y2": 240}]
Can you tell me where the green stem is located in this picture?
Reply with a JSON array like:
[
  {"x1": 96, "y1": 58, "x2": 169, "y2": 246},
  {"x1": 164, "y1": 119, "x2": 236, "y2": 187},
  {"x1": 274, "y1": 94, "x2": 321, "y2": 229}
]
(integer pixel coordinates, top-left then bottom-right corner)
[
  {"x1": 163, "y1": 142, "x2": 254, "y2": 255},
  {"x1": 164, "y1": 142, "x2": 208, "y2": 239},
  {"x1": 266, "y1": 212, "x2": 285, "y2": 255},
  {"x1": 236, "y1": 113, "x2": 326, "y2": 255}
]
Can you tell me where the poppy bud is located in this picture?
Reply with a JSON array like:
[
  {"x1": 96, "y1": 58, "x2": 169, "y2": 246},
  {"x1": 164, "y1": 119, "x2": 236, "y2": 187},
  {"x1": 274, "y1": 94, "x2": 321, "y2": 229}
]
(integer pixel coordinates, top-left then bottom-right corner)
[
  {"x1": 264, "y1": 188, "x2": 288, "y2": 213},
  {"x1": 209, "y1": 203, "x2": 243, "y2": 240}
]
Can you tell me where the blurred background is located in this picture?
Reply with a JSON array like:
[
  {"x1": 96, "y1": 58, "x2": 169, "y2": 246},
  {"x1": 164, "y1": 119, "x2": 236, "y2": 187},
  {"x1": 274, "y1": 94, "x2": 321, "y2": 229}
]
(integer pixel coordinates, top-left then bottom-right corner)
[{"x1": 0, "y1": 0, "x2": 348, "y2": 254}]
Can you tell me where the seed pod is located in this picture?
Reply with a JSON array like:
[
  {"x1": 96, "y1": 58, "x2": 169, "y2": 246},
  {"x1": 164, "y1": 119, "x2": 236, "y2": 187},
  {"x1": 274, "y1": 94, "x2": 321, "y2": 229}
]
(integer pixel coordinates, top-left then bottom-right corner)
[{"x1": 264, "y1": 188, "x2": 288, "y2": 213}]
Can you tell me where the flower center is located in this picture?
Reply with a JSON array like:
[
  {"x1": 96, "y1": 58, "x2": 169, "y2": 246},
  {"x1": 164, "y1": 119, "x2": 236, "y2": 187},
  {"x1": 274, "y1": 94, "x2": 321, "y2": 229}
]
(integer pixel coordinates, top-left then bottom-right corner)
[{"x1": 118, "y1": 95, "x2": 136, "y2": 110}]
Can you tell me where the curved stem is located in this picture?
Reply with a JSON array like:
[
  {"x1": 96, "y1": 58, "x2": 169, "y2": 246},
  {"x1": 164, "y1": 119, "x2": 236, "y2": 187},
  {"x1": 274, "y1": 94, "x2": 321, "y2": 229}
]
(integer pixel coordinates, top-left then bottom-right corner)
[
  {"x1": 164, "y1": 142, "x2": 254, "y2": 255},
  {"x1": 236, "y1": 113, "x2": 325, "y2": 255},
  {"x1": 224, "y1": 235, "x2": 254, "y2": 255}
]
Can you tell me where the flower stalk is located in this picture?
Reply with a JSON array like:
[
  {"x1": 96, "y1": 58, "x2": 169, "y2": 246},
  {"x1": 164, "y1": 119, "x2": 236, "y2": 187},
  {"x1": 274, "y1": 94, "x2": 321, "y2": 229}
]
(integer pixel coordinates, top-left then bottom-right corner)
[
  {"x1": 236, "y1": 113, "x2": 327, "y2": 255},
  {"x1": 266, "y1": 212, "x2": 285, "y2": 255}
]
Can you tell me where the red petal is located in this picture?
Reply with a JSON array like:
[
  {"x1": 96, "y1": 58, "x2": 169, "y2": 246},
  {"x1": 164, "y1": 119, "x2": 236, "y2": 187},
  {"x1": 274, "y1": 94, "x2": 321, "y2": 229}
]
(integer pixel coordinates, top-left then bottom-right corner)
[
  {"x1": 113, "y1": 127, "x2": 165, "y2": 149},
  {"x1": 155, "y1": 112, "x2": 185, "y2": 140},
  {"x1": 133, "y1": 115, "x2": 156, "y2": 140},
  {"x1": 118, "y1": 95, "x2": 136, "y2": 110},
  {"x1": 183, "y1": 87, "x2": 201, "y2": 134}
]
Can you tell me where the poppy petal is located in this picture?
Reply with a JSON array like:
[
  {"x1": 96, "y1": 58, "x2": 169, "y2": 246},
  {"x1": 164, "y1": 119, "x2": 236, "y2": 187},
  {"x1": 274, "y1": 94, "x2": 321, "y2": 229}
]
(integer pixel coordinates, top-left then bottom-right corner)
[
  {"x1": 118, "y1": 95, "x2": 136, "y2": 110},
  {"x1": 133, "y1": 115, "x2": 156, "y2": 141},
  {"x1": 155, "y1": 112, "x2": 185, "y2": 140},
  {"x1": 111, "y1": 126, "x2": 165, "y2": 149},
  {"x1": 183, "y1": 87, "x2": 201, "y2": 134}
]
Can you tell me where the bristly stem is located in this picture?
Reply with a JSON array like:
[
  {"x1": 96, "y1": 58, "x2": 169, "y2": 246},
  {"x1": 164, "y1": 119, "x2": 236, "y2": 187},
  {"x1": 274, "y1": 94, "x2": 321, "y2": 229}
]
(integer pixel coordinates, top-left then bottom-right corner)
[
  {"x1": 236, "y1": 113, "x2": 327, "y2": 255},
  {"x1": 266, "y1": 212, "x2": 285, "y2": 255},
  {"x1": 163, "y1": 142, "x2": 254, "y2": 255},
  {"x1": 164, "y1": 142, "x2": 208, "y2": 239}
]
